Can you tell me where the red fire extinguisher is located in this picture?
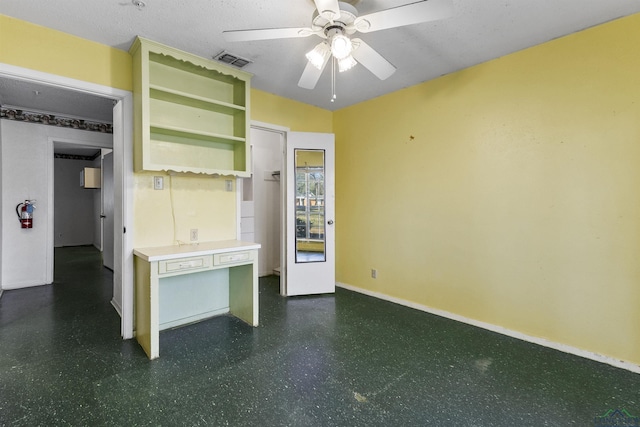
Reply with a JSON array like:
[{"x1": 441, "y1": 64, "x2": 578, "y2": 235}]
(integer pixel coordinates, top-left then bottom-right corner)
[{"x1": 16, "y1": 200, "x2": 35, "y2": 229}]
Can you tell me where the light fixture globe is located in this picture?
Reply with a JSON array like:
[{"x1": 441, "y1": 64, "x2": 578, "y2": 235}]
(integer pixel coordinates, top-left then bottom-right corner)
[
  {"x1": 330, "y1": 34, "x2": 353, "y2": 60},
  {"x1": 338, "y1": 55, "x2": 357, "y2": 72},
  {"x1": 305, "y1": 42, "x2": 330, "y2": 70}
]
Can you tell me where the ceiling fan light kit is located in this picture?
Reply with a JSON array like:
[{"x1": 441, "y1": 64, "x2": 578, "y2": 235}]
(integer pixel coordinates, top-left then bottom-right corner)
[
  {"x1": 329, "y1": 33, "x2": 352, "y2": 59},
  {"x1": 338, "y1": 55, "x2": 357, "y2": 72},
  {"x1": 306, "y1": 42, "x2": 331, "y2": 70},
  {"x1": 306, "y1": 29, "x2": 356, "y2": 73},
  {"x1": 223, "y1": 0, "x2": 454, "y2": 92}
]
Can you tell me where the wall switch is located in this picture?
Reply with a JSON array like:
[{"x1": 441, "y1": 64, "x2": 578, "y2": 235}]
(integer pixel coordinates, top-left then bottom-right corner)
[
  {"x1": 371, "y1": 269, "x2": 377, "y2": 279},
  {"x1": 190, "y1": 229, "x2": 198, "y2": 242},
  {"x1": 225, "y1": 179, "x2": 233, "y2": 192},
  {"x1": 153, "y1": 176, "x2": 163, "y2": 190}
]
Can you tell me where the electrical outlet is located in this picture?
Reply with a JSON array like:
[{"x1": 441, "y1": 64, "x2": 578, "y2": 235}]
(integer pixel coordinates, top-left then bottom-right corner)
[
  {"x1": 371, "y1": 269, "x2": 377, "y2": 279},
  {"x1": 153, "y1": 176, "x2": 163, "y2": 190},
  {"x1": 225, "y1": 179, "x2": 233, "y2": 192},
  {"x1": 190, "y1": 229, "x2": 198, "y2": 242}
]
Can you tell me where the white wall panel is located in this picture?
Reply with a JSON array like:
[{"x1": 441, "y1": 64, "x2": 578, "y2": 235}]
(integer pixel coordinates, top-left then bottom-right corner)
[
  {"x1": 54, "y1": 157, "x2": 96, "y2": 247},
  {"x1": 0, "y1": 120, "x2": 111, "y2": 289}
]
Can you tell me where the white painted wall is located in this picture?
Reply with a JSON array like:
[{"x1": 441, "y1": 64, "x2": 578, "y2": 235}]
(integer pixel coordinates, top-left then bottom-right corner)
[
  {"x1": 0, "y1": 120, "x2": 111, "y2": 289},
  {"x1": 1, "y1": 121, "x2": 51, "y2": 289},
  {"x1": 250, "y1": 127, "x2": 283, "y2": 276},
  {"x1": 54, "y1": 157, "x2": 96, "y2": 247}
]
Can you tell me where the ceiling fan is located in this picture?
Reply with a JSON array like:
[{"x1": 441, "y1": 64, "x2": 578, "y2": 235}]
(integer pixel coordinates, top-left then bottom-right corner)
[{"x1": 222, "y1": 0, "x2": 453, "y2": 90}]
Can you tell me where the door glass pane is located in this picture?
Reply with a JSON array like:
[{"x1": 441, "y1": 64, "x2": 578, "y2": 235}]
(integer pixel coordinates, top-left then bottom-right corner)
[{"x1": 295, "y1": 149, "x2": 325, "y2": 263}]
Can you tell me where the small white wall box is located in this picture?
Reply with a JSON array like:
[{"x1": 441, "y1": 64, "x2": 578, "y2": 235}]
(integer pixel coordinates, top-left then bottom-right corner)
[{"x1": 80, "y1": 167, "x2": 101, "y2": 189}]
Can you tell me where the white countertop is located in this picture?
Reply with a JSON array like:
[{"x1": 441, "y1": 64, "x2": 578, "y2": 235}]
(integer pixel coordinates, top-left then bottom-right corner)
[{"x1": 133, "y1": 240, "x2": 261, "y2": 262}]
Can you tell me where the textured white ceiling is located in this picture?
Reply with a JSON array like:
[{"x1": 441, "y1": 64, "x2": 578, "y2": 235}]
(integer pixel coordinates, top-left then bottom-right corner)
[
  {"x1": 1, "y1": 0, "x2": 639, "y2": 116},
  {"x1": 0, "y1": 77, "x2": 115, "y2": 122}
]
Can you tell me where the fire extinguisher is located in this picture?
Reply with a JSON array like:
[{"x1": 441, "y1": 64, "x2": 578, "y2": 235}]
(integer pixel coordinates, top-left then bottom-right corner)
[{"x1": 16, "y1": 200, "x2": 35, "y2": 229}]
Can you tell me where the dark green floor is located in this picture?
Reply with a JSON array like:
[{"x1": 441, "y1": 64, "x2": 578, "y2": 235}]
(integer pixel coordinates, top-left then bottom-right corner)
[{"x1": 1, "y1": 246, "x2": 640, "y2": 426}]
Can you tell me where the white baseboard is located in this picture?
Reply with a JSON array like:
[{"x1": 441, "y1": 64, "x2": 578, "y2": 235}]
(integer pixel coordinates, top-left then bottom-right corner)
[
  {"x1": 2, "y1": 280, "x2": 50, "y2": 290},
  {"x1": 336, "y1": 282, "x2": 640, "y2": 375},
  {"x1": 110, "y1": 298, "x2": 122, "y2": 317}
]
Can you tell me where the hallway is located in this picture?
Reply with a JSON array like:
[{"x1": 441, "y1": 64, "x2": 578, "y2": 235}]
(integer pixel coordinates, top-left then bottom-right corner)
[{"x1": 1, "y1": 246, "x2": 639, "y2": 425}]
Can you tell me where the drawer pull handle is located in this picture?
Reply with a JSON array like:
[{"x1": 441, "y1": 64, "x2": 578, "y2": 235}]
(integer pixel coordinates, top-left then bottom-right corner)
[
  {"x1": 177, "y1": 261, "x2": 202, "y2": 269},
  {"x1": 220, "y1": 253, "x2": 249, "y2": 264}
]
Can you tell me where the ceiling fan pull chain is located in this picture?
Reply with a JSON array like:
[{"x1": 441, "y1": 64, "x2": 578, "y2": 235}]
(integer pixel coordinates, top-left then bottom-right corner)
[{"x1": 331, "y1": 57, "x2": 337, "y2": 103}]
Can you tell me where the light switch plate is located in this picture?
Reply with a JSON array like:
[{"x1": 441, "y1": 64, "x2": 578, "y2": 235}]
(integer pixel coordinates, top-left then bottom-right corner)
[{"x1": 153, "y1": 176, "x2": 163, "y2": 190}]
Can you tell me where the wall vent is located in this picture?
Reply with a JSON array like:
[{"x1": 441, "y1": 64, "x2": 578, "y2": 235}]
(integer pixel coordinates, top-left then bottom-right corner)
[{"x1": 213, "y1": 51, "x2": 252, "y2": 69}]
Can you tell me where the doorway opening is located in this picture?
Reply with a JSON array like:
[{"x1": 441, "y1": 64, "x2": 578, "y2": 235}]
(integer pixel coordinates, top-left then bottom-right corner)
[
  {"x1": 53, "y1": 142, "x2": 114, "y2": 270},
  {"x1": 241, "y1": 124, "x2": 286, "y2": 289},
  {"x1": 242, "y1": 124, "x2": 336, "y2": 297},
  {"x1": 0, "y1": 63, "x2": 134, "y2": 339}
]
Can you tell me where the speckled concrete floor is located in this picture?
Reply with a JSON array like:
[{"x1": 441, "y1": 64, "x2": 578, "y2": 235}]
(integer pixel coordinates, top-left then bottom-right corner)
[{"x1": 1, "y1": 246, "x2": 640, "y2": 426}]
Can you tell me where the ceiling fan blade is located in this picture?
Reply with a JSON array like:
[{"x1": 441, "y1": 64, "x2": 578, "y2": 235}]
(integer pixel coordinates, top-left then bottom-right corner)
[
  {"x1": 223, "y1": 27, "x2": 317, "y2": 42},
  {"x1": 313, "y1": 0, "x2": 341, "y2": 20},
  {"x1": 351, "y1": 39, "x2": 396, "y2": 80},
  {"x1": 354, "y1": 0, "x2": 454, "y2": 33},
  {"x1": 298, "y1": 56, "x2": 330, "y2": 90}
]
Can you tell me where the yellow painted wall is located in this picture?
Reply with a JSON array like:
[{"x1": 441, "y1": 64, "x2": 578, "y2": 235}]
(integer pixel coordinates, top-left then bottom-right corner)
[
  {"x1": 334, "y1": 14, "x2": 640, "y2": 365},
  {"x1": 133, "y1": 172, "x2": 238, "y2": 247},
  {"x1": 251, "y1": 88, "x2": 332, "y2": 132},
  {"x1": 0, "y1": 15, "x2": 132, "y2": 91}
]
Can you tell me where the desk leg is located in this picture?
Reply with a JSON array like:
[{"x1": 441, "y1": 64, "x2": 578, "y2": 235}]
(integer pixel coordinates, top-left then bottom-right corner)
[
  {"x1": 135, "y1": 258, "x2": 159, "y2": 359},
  {"x1": 229, "y1": 260, "x2": 259, "y2": 326}
]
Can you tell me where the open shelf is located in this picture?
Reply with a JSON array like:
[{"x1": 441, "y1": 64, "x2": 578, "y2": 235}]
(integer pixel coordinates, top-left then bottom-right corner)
[
  {"x1": 149, "y1": 86, "x2": 246, "y2": 113},
  {"x1": 148, "y1": 55, "x2": 246, "y2": 108},
  {"x1": 130, "y1": 37, "x2": 252, "y2": 176},
  {"x1": 149, "y1": 125, "x2": 245, "y2": 144},
  {"x1": 149, "y1": 97, "x2": 246, "y2": 140}
]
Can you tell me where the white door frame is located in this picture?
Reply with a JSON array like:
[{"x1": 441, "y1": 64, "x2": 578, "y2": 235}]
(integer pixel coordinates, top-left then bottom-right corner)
[{"x1": 0, "y1": 63, "x2": 135, "y2": 339}]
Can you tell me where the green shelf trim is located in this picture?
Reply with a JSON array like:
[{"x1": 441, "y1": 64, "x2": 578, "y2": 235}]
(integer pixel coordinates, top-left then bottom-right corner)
[
  {"x1": 149, "y1": 85, "x2": 246, "y2": 113},
  {"x1": 150, "y1": 124, "x2": 246, "y2": 144},
  {"x1": 148, "y1": 49, "x2": 251, "y2": 84},
  {"x1": 142, "y1": 163, "x2": 251, "y2": 177}
]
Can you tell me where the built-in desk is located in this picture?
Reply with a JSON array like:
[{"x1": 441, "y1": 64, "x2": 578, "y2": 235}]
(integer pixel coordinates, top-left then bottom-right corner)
[{"x1": 133, "y1": 240, "x2": 260, "y2": 359}]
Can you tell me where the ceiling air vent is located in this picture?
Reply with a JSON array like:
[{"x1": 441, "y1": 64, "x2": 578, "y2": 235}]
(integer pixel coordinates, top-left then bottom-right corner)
[{"x1": 213, "y1": 51, "x2": 252, "y2": 69}]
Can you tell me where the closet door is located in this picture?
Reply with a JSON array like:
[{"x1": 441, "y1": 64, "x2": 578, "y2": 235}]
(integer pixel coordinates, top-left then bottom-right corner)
[
  {"x1": 102, "y1": 151, "x2": 114, "y2": 270},
  {"x1": 284, "y1": 132, "x2": 335, "y2": 296}
]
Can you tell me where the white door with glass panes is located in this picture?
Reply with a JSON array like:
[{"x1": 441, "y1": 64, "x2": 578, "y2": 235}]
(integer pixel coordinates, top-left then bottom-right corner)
[{"x1": 285, "y1": 132, "x2": 335, "y2": 296}]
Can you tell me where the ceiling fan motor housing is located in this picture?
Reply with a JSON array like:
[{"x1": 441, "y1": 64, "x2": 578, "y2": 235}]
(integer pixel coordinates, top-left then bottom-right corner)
[{"x1": 312, "y1": 1, "x2": 359, "y2": 35}]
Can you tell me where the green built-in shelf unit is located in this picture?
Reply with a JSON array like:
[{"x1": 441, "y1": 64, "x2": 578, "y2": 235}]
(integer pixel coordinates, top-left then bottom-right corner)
[{"x1": 130, "y1": 37, "x2": 252, "y2": 176}]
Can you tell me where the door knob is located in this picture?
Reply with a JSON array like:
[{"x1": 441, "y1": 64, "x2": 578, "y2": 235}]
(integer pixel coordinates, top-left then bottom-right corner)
[{"x1": 327, "y1": 220, "x2": 334, "y2": 225}]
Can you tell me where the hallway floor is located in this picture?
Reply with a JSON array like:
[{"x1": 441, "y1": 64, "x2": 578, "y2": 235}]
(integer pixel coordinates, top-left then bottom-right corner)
[{"x1": 1, "y1": 246, "x2": 640, "y2": 426}]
